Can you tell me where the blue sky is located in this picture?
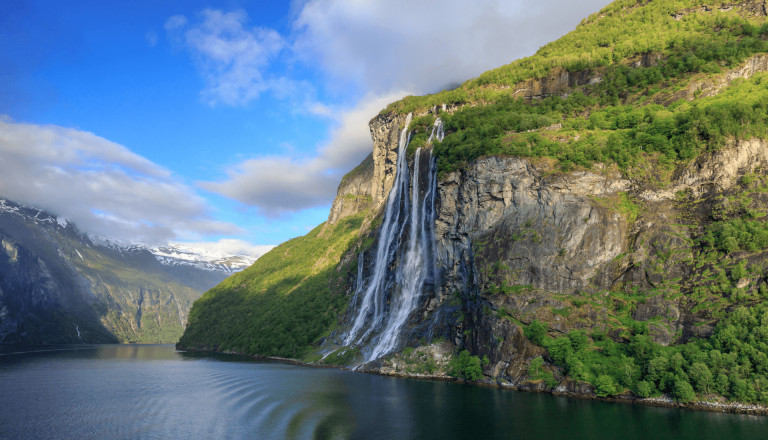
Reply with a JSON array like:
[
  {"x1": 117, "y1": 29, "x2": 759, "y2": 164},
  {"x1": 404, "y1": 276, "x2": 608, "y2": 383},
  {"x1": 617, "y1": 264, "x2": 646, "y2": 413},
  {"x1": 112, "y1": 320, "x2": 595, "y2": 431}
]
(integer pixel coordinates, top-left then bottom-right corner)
[{"x1": 0, "y1": 0, "x2": 610, "y2": 257}]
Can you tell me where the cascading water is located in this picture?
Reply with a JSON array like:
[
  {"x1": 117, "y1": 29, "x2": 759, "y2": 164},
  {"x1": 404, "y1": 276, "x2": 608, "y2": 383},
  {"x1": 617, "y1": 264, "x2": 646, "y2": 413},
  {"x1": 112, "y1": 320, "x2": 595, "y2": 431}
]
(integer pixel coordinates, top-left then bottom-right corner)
[
  {"x1": 428, "y1": 117, "x2": 444, "y2": 143},
  {"x1": 343, "y1": 114, "x2": 440, "y2": 361}
]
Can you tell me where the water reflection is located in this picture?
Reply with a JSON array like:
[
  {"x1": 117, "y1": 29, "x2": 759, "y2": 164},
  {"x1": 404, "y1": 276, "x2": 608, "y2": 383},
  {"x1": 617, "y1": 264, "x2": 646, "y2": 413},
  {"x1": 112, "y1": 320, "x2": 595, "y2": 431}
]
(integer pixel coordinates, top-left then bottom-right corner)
[{"x1": 0, "y1": 345, "x2": 766, "y2": 440}]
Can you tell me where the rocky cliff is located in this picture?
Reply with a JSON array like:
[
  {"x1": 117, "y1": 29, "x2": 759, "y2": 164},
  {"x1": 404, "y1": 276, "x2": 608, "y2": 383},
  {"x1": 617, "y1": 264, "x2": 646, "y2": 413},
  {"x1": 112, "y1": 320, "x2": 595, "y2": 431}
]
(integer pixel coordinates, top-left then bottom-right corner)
[
  {"x1": 319, "y1": 100, "x2": 768, "y2": 408},
  {"x1": 0, "y1": 199, "x2": 237, "y2": 344},
  {"x1": 180, "y1": 0, "x2": 768, "y2": 410}
]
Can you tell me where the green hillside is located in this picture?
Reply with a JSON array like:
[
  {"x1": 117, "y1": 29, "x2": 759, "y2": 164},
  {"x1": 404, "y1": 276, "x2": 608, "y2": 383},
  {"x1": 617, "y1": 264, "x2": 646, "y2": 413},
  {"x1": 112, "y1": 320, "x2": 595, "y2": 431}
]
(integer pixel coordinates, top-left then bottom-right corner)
[
  {"x1": 178, "y1": 214, "x2": 366, "y2": 358},
  {"x1": 179, "y1": 0, "x2": 768, "y2": 407}
]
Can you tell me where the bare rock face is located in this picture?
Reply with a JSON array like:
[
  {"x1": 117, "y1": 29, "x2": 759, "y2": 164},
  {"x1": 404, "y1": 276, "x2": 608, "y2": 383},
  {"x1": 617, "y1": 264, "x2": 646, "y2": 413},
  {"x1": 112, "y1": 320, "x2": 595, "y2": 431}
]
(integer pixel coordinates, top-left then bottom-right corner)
[
  {"x1": 512, "y1": 66, "x2": 603, "y2": 100},
  {"x1": 327, "y1": 154, "x2": 375, "y2": 225},
  {"x1": 435, "y1": 157, "x2": 631, "y2": 299},
  {"x1": 351, "y1": 100, "x2": 768, "y2": 383},
  {"x1": 673, "y1": 138, "x2": 768, "y2": 197},
  {"x1": 370, "y1": 112, "x2": 411, "y2": 209}
]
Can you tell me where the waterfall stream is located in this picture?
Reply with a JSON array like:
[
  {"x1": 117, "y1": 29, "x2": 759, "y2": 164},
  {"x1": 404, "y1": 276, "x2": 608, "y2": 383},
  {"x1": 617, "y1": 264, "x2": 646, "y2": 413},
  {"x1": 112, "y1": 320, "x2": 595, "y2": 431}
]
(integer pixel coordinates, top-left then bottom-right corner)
[{"x1": 344, "y1": 114, "x2": 440, "y2": 361}]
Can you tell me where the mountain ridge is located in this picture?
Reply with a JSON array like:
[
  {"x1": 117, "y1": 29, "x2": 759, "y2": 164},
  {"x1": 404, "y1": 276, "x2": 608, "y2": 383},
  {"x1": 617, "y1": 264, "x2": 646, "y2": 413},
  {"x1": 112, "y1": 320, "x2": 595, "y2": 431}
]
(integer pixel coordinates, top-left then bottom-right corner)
[
  {"x1": 0, "y1": 197, "x2": 253, "y2": 344},
  {"x1": 179, "y1": 0, "x2": 768, "y2": 411}
]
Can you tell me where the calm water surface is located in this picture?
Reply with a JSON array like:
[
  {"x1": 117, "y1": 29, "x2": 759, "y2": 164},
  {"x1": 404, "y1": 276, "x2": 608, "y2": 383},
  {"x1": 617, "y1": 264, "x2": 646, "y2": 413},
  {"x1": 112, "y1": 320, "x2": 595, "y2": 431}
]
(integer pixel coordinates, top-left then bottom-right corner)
[{"x1": 0, "y1": 344, "x2": 766, "y2": 439}]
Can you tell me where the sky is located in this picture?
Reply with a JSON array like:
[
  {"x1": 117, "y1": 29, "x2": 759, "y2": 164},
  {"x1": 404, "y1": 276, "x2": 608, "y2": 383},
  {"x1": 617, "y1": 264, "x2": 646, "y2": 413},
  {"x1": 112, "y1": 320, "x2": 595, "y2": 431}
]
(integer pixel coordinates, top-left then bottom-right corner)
[{"x1": 0, "y1": 0, "x2": 611, "y2": 257}]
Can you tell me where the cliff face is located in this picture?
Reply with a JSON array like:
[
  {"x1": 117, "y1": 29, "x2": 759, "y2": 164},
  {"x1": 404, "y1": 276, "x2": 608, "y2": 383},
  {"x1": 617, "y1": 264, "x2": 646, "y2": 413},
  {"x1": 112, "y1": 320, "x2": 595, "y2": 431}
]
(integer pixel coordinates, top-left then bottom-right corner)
[
  {"x1": 178, "y1": 0, "x2": 768, "y2": 409},
  {"x1": 339, "y1": 110, "x2": 768, "y2": 385},
  {"x1": 370, "y1": 113, "x2": 412, "y2": 209},
  {"x1": 0, "y1": 199, "x2": 231, "y2": 344}
]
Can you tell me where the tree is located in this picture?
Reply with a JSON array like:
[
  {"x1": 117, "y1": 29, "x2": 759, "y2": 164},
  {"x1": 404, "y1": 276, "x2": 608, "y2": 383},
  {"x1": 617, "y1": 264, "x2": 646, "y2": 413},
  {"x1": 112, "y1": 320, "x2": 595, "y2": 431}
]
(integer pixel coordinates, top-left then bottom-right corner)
[
  {"x1": 673, "y1": 378, "x2": 696, "y2": 403},
  {"x1": 568, "y1": 330, "x2": 590, "y2": 352},
  {"x1": 646, "y1": 355, "x2": 670, "y2": 383},
  {"x1": 616, "y1": 355, "x2": 639, "y2": 387},
  {"x1": 565, "y1": 354, "x2": 588, "y2": 381},
  {"x1": 529, "y1": 356, "x2": 544, "y2": 377},
  {"x1": 689, "y1": 362, "x2": 713, "y2": 394},
  {"x1": 635, "y1": 380, "x2": 653, "y2": 398},
  {"x1": 525, "y1": 320, "x2": 548, "y2": 345},
  {"x1": 449, "y1": 350, "x2": 484, "y2": 381},
  {"x1": 547, "y1": 337, "x2": 574, "y2": 366},
  {"x1": 595, "y1": 375, "x2": 618, "y2": 397},
  {"x1": 715, "y1": 373, "x2": 731, "y2": 395}
]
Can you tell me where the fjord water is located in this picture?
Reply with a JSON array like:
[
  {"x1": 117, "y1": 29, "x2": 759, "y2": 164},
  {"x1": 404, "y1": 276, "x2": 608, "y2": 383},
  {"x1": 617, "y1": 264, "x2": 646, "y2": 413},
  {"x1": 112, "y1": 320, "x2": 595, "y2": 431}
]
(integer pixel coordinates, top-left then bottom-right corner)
[{"x1": 1, "y1": 346, "x2": 766, "y2": 439}]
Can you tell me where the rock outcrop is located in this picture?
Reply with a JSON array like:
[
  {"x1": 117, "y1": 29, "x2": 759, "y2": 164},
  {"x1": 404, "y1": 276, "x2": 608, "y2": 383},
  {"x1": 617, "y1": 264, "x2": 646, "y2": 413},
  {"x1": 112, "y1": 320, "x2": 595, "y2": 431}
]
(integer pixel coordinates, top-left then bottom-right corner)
[
  {"x1": 370, "y1": 113, "x2": 411, "y2": 209},
  {"x1": 342, "y1": 106, "x2": 768, "y2": 382},
  {"x1": 327, "y1": 154, "x2": 375, "y2": 226}
]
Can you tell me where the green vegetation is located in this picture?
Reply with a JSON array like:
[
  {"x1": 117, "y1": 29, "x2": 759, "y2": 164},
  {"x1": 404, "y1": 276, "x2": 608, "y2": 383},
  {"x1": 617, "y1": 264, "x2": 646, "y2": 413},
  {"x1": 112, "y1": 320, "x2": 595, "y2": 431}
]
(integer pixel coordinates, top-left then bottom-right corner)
[
  {"x1": 323, "y1": 347, "x2": 361, "y2": 365},
  {"x1": 524, "y1": 320, "x2": 548, "y2": 345},
  {"x1": 536, "y1": 303, "x2": 768, "y2": 404},
  {"x1": 74, "y1": 243, "x2": 202, "y2": 344},
  {"x1": 393, "y1": 347, "x2": 439, "y2": 375},
  {"x1": 178, "y1": 0, "x2": 768, "y2": 410},
  {"x1": 387, "y1": 0, "x2": 768, "y2": 114},
  {"x1": 449, "y1": 350, "x2": 489, "y2": 381},
  {"x1": 702, "y1": 218, "x2": 768, "y2": 252},
  {"x1": 378, "y1": 0, "x2": 768, "y2": 176},
  {"x1": 432, "y1": 73, "x2": 768, "y2": 174},
  {"x1": 528, "y1": 356, "x2": 559, "y2": 388},
  {"x1": 178, "y1": 214, "x2": 366, "y2": 358}
]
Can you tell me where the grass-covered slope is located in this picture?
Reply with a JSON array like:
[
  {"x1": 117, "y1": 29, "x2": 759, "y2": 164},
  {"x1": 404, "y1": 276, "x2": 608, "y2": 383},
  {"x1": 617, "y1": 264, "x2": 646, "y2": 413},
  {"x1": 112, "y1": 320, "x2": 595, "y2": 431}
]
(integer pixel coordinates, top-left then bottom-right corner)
[
  {"x1": 389, "y1": 0, "x2": 768, "y2": 113},
  {"x1": 179, "y1": 0, "x2": 768, "y2": 408},
  {"x1": 392, "y1": 0, "x2": 768, "y2": 406},
  {"x1": 178, "y1": 215, "x2": 366, "y2": 358},
  {"x1": 394, "y1": 0, "x2": 768, "y2": 176}
]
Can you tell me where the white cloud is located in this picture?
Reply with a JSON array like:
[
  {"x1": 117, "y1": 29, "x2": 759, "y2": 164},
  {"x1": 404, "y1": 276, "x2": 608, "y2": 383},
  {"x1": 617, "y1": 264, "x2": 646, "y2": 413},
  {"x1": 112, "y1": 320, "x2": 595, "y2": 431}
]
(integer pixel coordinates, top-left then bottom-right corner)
[
  {"x1": 189, "y1": 0, "x2": 612, "y2": 214},
  {"x1": 166, "y1": 9, "x2": 286, "y2": 106},
  {"x1": 199, "y1": 91, "x2": 405, "y2": 217},
  {"x1": 0, "y1": 117, "x2": 241, "y2": 245},
  {"x1": 293, "y1": 0, "x2": 612, "y2": 94},
  {"x1": 164, "y1": 15, "x2": 188, "y2": 31},
  {"x1": 145, "y1": 31, "x2": 158, "y2": 47}
]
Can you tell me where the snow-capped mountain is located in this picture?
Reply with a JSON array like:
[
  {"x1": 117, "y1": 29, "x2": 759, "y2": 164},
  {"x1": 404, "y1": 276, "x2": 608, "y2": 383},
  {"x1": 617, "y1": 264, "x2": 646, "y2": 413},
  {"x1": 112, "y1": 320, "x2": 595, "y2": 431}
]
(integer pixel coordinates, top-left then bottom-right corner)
[
  {"x1": 151, "y1": 244, "x2": 257, "y2": 274},
  {"x1": 0, "y1": 198, "x2": 260, "y2": 344}
]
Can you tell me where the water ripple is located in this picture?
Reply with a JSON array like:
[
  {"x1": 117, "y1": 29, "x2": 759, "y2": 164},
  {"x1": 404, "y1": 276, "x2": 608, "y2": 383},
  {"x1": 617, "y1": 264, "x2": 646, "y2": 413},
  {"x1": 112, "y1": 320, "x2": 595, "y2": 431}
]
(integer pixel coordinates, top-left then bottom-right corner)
[{"x1": 2, "y1": 346, "x2": 766, "y2": 440}]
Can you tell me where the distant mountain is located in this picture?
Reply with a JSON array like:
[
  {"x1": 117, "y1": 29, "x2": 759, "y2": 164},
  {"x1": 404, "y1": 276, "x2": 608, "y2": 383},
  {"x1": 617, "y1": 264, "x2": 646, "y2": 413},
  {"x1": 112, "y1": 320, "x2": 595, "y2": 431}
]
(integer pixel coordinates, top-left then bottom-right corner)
[
  {"x1": 151, "y1": 244, "x2": 257, "y2": 274},
  {"x1": 0, "y1": 198, "x2": 251, "y2": 344}
]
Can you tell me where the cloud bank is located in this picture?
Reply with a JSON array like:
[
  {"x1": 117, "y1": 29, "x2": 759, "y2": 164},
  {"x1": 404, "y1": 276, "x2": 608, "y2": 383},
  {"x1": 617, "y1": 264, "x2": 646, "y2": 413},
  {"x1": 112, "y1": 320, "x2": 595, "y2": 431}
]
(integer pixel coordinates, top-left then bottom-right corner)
[
  {"x1": 199, "y1": 91, "x2": 404, "y2": 217},
  {"x1": 0, "y1": 117, "x2": 240, "y2": 245},
  {"x1": 189, "y1": 0, "x2": 611, "y2": 215}
]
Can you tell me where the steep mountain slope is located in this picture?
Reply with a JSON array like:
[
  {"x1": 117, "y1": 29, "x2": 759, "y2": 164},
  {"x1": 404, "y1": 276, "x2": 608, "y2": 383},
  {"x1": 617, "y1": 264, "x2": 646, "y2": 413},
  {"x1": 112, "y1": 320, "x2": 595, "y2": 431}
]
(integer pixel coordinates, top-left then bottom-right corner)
[
  {"x1": 0, "y1": 199, "x2": 242, "y2": 344},
  {"x1": 178, "y1": 156, "x2": 375, "y2": 356},
  {"x1": 180, "y1": 0, "x2": 768, "y2": 409}
]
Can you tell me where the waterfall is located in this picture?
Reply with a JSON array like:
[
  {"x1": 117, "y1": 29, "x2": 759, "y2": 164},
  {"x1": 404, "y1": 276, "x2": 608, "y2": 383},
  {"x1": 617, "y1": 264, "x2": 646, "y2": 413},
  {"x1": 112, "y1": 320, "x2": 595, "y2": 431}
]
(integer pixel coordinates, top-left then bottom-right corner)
[
  {"x1": 427, "y1": 118, "x2": 444, "y2": 143},
  {"x1": 343, "y1": 113, "x2": 438, "y2": 361}
]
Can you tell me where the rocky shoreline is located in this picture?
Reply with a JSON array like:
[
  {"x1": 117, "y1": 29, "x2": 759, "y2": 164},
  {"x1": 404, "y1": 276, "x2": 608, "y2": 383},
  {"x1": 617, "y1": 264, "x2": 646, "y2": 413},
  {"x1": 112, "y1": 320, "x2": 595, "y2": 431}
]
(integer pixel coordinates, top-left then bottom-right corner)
[{"x1": 178, "y1": 346, "x2": 768, "y2": 416}]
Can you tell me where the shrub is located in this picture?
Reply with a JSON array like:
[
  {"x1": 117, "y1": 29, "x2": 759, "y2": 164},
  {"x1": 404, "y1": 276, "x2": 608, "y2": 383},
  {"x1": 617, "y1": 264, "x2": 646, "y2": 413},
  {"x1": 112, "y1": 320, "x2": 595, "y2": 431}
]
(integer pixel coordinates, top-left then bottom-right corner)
[
  {"x1": 525, "y1": 320, "x2": 548, "y2": 345},
  {"x1": 595, "y1": 375, "x2": 618, "y2": 397},
  {"x1": 635, "y1": 381, "x2": 653, "y2": 398},
  {"x1": 673, "y1": 378, "x2": 696, "y2": 403},
  {"x1": 449, "y1": 350, "x2": 485, "y2": 381},
  {"x1": 568, "y1": 330, "x2": 590, "y2": 352}
]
